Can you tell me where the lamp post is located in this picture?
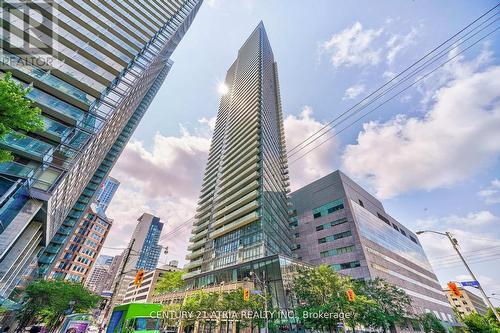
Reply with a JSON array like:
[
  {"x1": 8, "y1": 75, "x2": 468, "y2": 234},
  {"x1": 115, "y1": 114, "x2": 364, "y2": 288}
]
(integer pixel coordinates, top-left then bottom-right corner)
[
  {"x1": 250, "y1": 271, "x2": 268, "y2": 333},
  {"x1": 416, "y1": 230, "x2": 500, "y2": 322}
]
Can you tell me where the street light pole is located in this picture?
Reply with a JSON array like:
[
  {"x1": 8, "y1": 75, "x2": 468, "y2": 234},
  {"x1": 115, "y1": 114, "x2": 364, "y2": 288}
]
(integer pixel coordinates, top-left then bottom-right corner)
[
  {"x1": 251, "y1": 271, "x2": 269, "y2": 333},
  {"x1": 417, "y1": 230, "x2": 500, "y2": 323}
]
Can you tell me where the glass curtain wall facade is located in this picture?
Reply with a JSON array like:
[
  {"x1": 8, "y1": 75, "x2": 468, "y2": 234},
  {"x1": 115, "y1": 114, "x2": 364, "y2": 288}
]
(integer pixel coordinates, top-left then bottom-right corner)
[
  {"x1": 289, "y1": 170, "x2": 457, "y2": 330},
  {"x1": 0, "y1": 0, "x2": 202, "y2": 301},
  {"x1": 185, "y1": 23, "x2": 291, "y2": 278}
]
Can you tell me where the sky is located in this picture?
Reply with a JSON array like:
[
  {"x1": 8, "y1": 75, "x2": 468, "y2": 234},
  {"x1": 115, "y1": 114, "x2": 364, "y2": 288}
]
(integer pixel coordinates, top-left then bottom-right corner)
[{"x1": 102, "y1": 0, "x2": 500, "y2": 305}]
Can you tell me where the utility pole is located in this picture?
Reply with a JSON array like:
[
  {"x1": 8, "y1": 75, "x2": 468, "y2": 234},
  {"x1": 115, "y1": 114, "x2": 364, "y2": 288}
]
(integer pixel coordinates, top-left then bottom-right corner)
[
  {"x1": 103, "y1": 238, "x2": 135, "y2": 321},
  {"x1": 251, "y1": 271, "x2": 268, "y2": 333},
  {"x1": 417, "y1": 230, "x2": 500, "y2": 323},
  {"x1": 443, "y1": 232, "x2": 500, "y2": 323}
]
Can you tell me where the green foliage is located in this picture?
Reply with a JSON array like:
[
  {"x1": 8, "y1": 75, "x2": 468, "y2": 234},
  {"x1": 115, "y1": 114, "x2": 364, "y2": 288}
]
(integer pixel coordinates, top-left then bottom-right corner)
[
  {"x1": 154, "y1": 270, "x2": 186, "y2": 295},
  {"x1": 418, "y1": 313, "x2": 446, "y2": 333},
  {"x1": 293, "y1": 265, "x2": 355, "y2": 331},
  {"x1": 292, "y1": 266, "x2": 413, "y2": 332},
  {"x1": 170, "y1": 288, "x2": 268, "y2": 330},
  {"x1": 484, "y1": 308, "x2": 500, "y2": 330},
  {"x1": 17, "y1": 279, "x2": 101, "y2": 329},
  {"x1": 461, "y1": 312, "x2": 499, "y2": 333},
  {"x1": 354, "y1": 277, "x2": 413, "y2": 331},
  {"x1": 0, "y1": 72, "x2": 44, "y2": 162}
]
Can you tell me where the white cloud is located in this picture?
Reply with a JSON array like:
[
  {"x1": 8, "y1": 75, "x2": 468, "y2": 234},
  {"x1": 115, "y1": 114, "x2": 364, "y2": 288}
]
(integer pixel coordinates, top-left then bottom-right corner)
[
  {"x1": 342, "y1": 54, "x2": 500, "y2": 198},
  {"x1": 285, "y1": 106, "x2": 338, "y2": 191},
  {"x1": 417, "y1": 211, "x2": 499, "y2": 229},
  {"x1": 198, "y1": 116, "x2": 217, "y2": 130},
  {"x1": 103, "y1": 124, "x2": 212, "y2": 266},
  {"x1": 386, "y1": 27, "x2": 418, "y2": 64},
  {"x1": 343, "y1": 83, "x2": 366, "y2": 100},
  {"x1": 320, "y1": 22, "x2": 384, "y2": 68},
  {"x1": 478, "y1": 179, "x2": 500, "y2": 204},
  {"x1": 320, "y1": 21, "x2": 420, "y2": 69}
]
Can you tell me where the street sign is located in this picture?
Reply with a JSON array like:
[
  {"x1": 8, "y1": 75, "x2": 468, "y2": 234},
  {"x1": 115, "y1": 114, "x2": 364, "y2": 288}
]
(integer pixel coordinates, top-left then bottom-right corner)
[
  {"x1": 460, "y1": 281, "x2": 480, "y2": 288},
  {"x1": 251, "y1": 289, "x2": 263, "y2": 295}
]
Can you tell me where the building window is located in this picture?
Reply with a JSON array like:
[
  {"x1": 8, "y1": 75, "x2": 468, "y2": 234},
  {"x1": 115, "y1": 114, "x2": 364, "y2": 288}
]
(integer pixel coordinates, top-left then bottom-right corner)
[
  {"x1": 318, "y1": 230, "x2": 352, "y2": 244},
  {"x1": 331, "y1": 261, "x2": 361, "y2": 271},
  {"x1": 409, "y1": 236, "x2": 418, "y2": 244},
  {"x1": 312, "y1": 199, "x2": 344, "y2": 219},
  {"x1": 358, "y1": 199, "x2": 364, "y2": 207},
  {"x1": 392, "y1": 223, "x2": 399, "y2": 231},
  {"x1": 320, "y1": 245, "x2": 355, "y2": 258},
  {"x1": 377, "y1": 213, "x2": 390, "y2": 225}
]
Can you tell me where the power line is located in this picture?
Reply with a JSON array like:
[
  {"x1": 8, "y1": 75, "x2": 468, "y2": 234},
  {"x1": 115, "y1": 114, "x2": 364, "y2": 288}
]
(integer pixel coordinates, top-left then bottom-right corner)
[
  {"x1": 289, "y1": 24, "x2": 500, "y2": 164},
  {"x1": 286, "y1": 3, "x2": 499, "y2": 157},
  {"x1": 116, "y1": 5, "x2": 500, "y2": 252}
]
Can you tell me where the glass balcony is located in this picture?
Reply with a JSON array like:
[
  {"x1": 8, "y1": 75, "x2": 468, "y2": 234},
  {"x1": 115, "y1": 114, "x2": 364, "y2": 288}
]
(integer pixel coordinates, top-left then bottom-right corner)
[
  {"x1": 0, "y1": 180, "x2": 29, "y2": 233},
  {"x1": 190, "y1": 228, "x2": 208, "y2": 242},
  {"x1": 186, "y1": 248, "x2": 205, "y2": 260},
  {"x1": 212, "y1": 200, "x2": 259, "y2": 229},
  {"x1": 183, "y1": 270, "x2": 202, "y2": 279},
  {"x1": 184, "y1": 259, "x2": 203, "y2": 270},
  {"x1": 0, "y1": 51, "x2": 95, "y2": 106},
  {"x1": 0, "y1": 133, "x2": 54, "y2": 161},
  {"x1": 0, "y1": 161, "x2": 34, "y2": 179},
  {"x1": 215, "y1": 180, "x2": 259, "y2": 205},
  {"x1": 43, "y1": 117, "x2": 72, "y2": 141},
  {"x1": 213, "y1": 190, "x2": 259, "y2": 219},
  {"x1": 187, "y1": 238, "x2": 206, "y2": 251},
  {"x1": 210, "y1": 211, "x2": 260, "y2": 239}
]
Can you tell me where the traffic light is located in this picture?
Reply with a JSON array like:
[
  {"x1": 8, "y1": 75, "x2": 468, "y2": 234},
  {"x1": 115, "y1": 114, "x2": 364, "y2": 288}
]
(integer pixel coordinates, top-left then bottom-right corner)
[
  {"x1": 243, "y1": 289, "x2": 250, "y2": 301},
  {"x1": 133, "y1": 270, "x2": 145, "y2": 287},
  {"x1": 346, "y1": 289, "x2": 355, "y2": 302},
  {"x1": 447, "y1": 282, "x2": 462, "y2": 297}
]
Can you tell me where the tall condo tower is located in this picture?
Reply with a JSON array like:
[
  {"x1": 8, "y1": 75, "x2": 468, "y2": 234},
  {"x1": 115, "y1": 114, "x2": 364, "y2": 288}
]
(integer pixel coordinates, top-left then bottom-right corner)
[
  {"x1": 185, "y1": 23, "x2": 291, "y2": 278},
  {"x1": 0, "y1": 0, "x2": 202, "y2": 301}
]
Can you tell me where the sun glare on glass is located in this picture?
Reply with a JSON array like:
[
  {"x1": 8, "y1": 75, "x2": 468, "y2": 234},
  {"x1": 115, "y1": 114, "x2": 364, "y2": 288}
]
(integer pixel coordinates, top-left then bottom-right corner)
[{"x1": 217, "y1": 83, "x2": 229, "y2": 95}]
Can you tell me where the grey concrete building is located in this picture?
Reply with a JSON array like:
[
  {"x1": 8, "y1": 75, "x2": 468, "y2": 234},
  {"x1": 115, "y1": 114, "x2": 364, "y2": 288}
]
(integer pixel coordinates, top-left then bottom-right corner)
[{"x1": 289, "y1": 170, "x2": 456, "y2": 330}]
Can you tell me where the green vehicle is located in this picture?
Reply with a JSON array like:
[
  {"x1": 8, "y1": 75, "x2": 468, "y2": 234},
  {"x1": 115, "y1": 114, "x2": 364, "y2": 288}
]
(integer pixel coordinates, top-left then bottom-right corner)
[{"x1": 106, "y1": 303, "x2": 162, "y2": 333}]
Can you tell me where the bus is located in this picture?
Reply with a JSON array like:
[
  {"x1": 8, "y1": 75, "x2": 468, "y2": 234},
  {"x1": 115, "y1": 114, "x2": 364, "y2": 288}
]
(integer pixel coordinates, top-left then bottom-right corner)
[{"x1": 106, "y1": 303, "x2": 162, "y2": 333}]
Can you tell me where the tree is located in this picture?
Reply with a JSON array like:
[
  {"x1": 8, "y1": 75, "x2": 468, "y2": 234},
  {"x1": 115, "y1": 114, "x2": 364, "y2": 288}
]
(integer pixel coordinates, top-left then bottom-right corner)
[
  {"x1": 484, "y1": 308, "x2": 500, "y2": 330},
  {"x1": 292, "y1": 265, "x2": 355, "y2": 333},
  {"x1": 154, "y1": 270, "x2": 186, "y2": 295},
  {"x1": 355, "y1": 278, "x2": 413, "y2": 332},
  {"x1": 0, "y1": 72, "x2": 44, "y2": 162},
  {"x1": 418, "y1": 313, "x2": 446, "y2": 333},
  {"x1": 461, "y1": 312, "x2": 499, "y2": 333},
  {"x1": 17, "y1": 279, "x2": 101, "y2": 330}
]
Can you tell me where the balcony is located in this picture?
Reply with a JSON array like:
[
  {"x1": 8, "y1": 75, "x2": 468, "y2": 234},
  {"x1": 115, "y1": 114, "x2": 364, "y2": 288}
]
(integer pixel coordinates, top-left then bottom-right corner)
[
  {"x1": 0, "y1": 133, "x2": 54, "y2": 162},
  {"x1": 187, "y1": 238, "x2": 206, "y2": 251},
  {"x1": 193, "y1": 220, "x2": 210, "y2": 233},
  {"x1": 0, "y1": 161, "x2": 35, "y2": 179},
  {"x1": 183, "y1": 270, "x2": 202, "y2": 279},
  {"x1": 213, "y1": 190, "x2": 259, "y2": 220},
  {"x1": 184, "y1": 259, "x2": 203, "y2": 270},
  {"x1": 215, "y1": 180, "x2": 259, "y2": 205},
  {"x1": 210, "y1": 211, "x2": 260, "y2": 239},
  {"x1": 186, "y1": 248, "x2": 205, "y2": 260},
  {"x1": 212, "y1": 200, "x2": 259, "y2": 229},
  {"x1": 190, "y1": 228, "x2": 208, "y2": 242}
]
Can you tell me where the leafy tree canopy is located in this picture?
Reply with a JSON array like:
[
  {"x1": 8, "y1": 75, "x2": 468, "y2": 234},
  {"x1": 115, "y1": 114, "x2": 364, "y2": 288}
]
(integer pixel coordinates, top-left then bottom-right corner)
[
  {"x1": 17, "y1": 279, "x2": 100, "y2": 329},
  {"x1": 0, "y1": 72, "x2": 44, "y2": 162},
  {"x1": 418, "y1": 313, "x2": 447, "y2": 333},
  {"x1": 154, "y1": 270, "x2": 186, "y2": 295}
]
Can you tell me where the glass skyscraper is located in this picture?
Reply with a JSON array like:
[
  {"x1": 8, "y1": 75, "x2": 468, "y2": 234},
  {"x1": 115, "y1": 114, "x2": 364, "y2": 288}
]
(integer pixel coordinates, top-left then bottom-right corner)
[
  {"x1": 185, "y1": 22, "x2": 291, "y2": 278},
  {"x1": 0, "y1": 0, "x2": 202, "y2": 301},
  {"x1": 95, "y1": 176, "x2": 120, "y2": 213},
  {"x1": 110, "y1": 213, "x2": 163, "y2": 307}
]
